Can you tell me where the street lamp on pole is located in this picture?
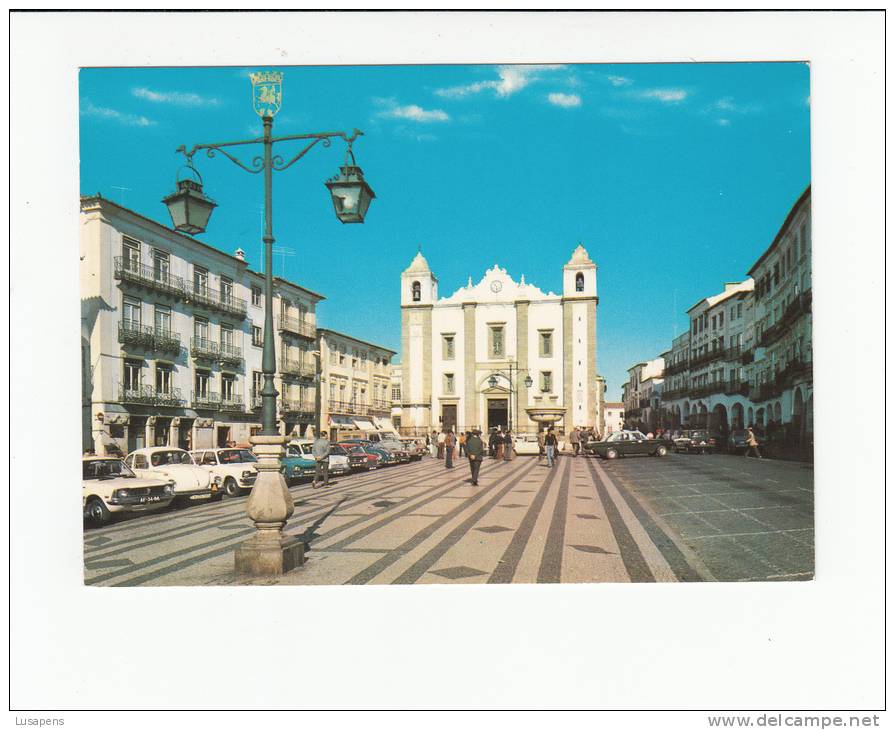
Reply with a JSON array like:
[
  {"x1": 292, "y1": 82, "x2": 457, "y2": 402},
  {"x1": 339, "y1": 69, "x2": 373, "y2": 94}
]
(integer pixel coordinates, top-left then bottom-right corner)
[
  {"x1": 163, "y1": 70, "x2": 375, "y2": 577},
  {"x1": 487, "y1": 360, "x2": 532, "y2": 433}
]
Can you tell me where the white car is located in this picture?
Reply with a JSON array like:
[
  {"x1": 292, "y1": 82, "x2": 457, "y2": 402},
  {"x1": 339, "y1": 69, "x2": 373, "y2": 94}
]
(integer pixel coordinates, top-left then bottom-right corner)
[
  {"x1": 288, "y1": 439, "x2": 351, "y2": 476},
  {"x1": 190, "y1": 447, "x2": 259, "y2": 498},
  {"x1": 83, "y1": 456, "x2": 176, "y2": 526},
  {"x1": 124, "y1": 447, "x2": 221, "y2": 503}
]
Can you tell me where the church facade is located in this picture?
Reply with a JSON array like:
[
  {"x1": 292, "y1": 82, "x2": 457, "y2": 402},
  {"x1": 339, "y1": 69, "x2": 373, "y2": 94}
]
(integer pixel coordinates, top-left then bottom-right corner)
[{"x1": 398, "y1": 245, "x2": 598, "y2": 436}]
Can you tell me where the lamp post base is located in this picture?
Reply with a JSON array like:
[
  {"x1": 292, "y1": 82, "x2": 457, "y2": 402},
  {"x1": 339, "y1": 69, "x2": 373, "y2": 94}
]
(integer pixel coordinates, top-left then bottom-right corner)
[
  {"x1": 234, "y1": 433, "x2": 305, "y2": 577},
  {"x1": 234, "y1": 534, "x2": 306, "y2": 576}
]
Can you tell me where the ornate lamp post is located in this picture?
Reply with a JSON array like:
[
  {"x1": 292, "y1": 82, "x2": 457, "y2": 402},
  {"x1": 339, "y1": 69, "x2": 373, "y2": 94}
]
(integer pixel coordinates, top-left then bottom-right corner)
[
  {"x1": 163, "y1": 70, "x2": 375, "y2": 576},
  {"x1": 487, "y1": 361, "x2": 533, "y2": 433}
]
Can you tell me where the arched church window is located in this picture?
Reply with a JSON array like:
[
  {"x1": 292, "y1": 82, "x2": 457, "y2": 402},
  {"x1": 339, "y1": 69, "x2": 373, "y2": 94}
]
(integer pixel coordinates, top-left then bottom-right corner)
[
  {"x1": 412, "y1": 281, "x2": 421, "y2": 302},
  {"x1": 575, "y1": 272, "x2": 584, "y2": 292}
]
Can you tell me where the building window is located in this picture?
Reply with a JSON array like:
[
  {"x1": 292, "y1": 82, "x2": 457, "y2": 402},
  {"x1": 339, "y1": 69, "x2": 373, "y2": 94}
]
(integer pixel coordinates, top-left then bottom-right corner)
[
  {"x1": 154, "y1": 304, "x2": 171, "y2": 334},
  {"x1": 800, "y1": 222, "x2": 808, "y2": 256},
  {"x1": 575, "y1": 272, "x2": 584, "y2": 292},
  {"x1": 443, "y1": 335, "x2": 455, "y2": 360},
  {"x1": 153, "y1": 250, "x2": 169, "y2": 281},
  {"x1": 252, "y1": 371, "x2": 263, "y2": 400},
  {"x1": 155, "y1": 364, "x2": 173, "y2": 395},
  {"x1": 737, "y1": 302, "x2": 743, "y2": 318},
  {"x1": 194, "y1": 265, "x2": 208, "y2": 295},
  {"x1": 329, "y1": 382, "x2": 336, "y2": 402},
  {"x1": 444, "y1": 373, "x2": 455, "y2": 394},
  {"x1": 252, "y1": 325, "x2": 263, "y2": 347},
  {"x1": 541, "y1": 371, "x2": 553, "y2": 392},
  {"x1": 195, "y1": 317, "x2": 209, "y2": 342},
  {"x1": 339, "y1": 347, "x2": 346, "y2": 366},
  {"x1": 718, "y1": 311, "x2": 724, "y2": 328},
  {"x1": 540, "y1": 330, "x2": 553, "y2": 357},
  {"x1": 221, "y1": 276, "x2": 233, "y2": 302},
  {"x1": 490, "y1": 325, "x2": 504, "y2": 358},
  {"x1": 195, "y1": 370, "x2": 210, "y2": 397},
  {"x1": 251, "y1": 285, "x2": 262, "y2": 307},
  {"x1": 122, "y1": 296, "x2": 142, "y2": 328},
  {"x1": 411, "y1": 281, "x2": 421, "y2": 302},
  {"x1": 392, "y1": 385, "x2": 401, "y2": 401},
  {"x1": 222, "y1": 374, "x2": 235, "y2": 401},
  {"x1": 122, "y1": 236, "x2": 140, "y2": 270},
  {"x1": 123, "y1": 359, "x2": 142, "y2": 392},
  {"x1": 220, "y1": 323, "x2": 233, "y2": 348}
]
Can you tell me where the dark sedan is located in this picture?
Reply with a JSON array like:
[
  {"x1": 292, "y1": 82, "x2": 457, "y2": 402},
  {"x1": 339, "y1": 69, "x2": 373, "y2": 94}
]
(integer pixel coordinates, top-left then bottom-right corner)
[
  {"x1": 585, "y1": 430, "x2": 669, "y2": 460},
  {"x1": 673, "y1": 430, "x2": 717, "y2": 454}
]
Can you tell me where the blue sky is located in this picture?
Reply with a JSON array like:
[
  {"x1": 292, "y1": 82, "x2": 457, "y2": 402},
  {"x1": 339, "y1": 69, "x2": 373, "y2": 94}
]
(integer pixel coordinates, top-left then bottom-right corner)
[{"x1": 80, "y1": 63, "x2": 810, "y2": 400}]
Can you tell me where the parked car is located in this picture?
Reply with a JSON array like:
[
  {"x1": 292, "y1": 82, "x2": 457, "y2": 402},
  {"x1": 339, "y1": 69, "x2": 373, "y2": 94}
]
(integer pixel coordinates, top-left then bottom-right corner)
[
  {"x1": 513, "y1": 434, "x2": 542, "y2": 455},
  {"x1": 376, "y1": 438, "x2": 411, "y2": 463},
  {"x1": 398, "y1": 438, "x2": 424, "y2": 460},
  {"x1": 282, "y1": 445, "x2": 317, "y2": 483},
  {"x1": 726, "y1": 429, "x2": 753, "y2": 453},
  {"x1": 83, "y1": 456, "x2": 176, "y2": 526},
  {"x1": 124, "y1": 447, "x2": 221, "y2": 503},
  {"x1": 339, "y1": 442, "x2": 382, "y2": 470},
  {"x1": 190, "y1": 447, "x2": 259, "y2": 498},
  {"x1": 342, "y1": 438, "x2": 404, "y2": 464},
  {"x1": 584, "y1": 430, "x2": 669, "y2": 460},
  {"x1": 673, "y1": 430, "x2": 717, "y2": 454},
  {"x1": 289, "y1": 439, "x2": 352, "y2": 477},
  {"x1": 338, "y1": 443, "x2": 378, "y2": 470}
]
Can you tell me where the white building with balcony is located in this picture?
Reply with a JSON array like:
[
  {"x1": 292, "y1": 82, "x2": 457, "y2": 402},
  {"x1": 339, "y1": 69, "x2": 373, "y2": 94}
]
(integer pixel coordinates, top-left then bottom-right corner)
[
  {"x1": 397, "y1": 245, "x2": 599, "y2": 436},
  {"x1": 80, "y1": 194, "x2": 323, "y2": 454},
  {"x1": 318, "y1": 328, "x2": 396, "y2": 441}
]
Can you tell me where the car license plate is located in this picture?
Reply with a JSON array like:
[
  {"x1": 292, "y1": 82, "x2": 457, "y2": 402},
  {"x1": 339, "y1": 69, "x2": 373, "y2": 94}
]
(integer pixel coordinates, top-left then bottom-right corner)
[
  {"x1": 190, "y1": 494, "x2": 211, "y2": 500},
  {"x1": 140, "y1": 496, "x2": 162, "y2": 503}
]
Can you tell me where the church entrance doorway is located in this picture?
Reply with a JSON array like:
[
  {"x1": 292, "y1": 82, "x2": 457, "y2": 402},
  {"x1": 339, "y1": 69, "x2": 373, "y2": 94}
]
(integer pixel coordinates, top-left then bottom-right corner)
[
  {"x1": 487, "y1": 398, "x2": 508, "y2": 431},
  {"x1": 441, "y1": 404, "x2": 457, "y2": 433}
]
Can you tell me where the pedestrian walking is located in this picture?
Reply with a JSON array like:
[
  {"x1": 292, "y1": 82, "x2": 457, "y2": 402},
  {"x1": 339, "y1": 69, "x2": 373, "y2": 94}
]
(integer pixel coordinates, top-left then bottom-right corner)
[
  {"x1": 430, "y1": 431, "x2": 438, "y2": 458},
  {"x1": 444, "y1": 429, "x2": 456, "y2": 468},
  {"x1": 503, "y1": 429, "x2": 514, "y2": 461},
  {"x1": 745, "y1": 426, "x2": 763, "y2": 459},
  {"x1": 495, "y1": 428, "x2": 505, "y2": 460},
  {"x1": 458, "y1": 431, "x2": 467, "y2": 457},
  {"x1": 312, "y1": 430, "x2": 331, "y2": 488},
  {"x1": 570, "y1": 427, "x2": 580, "y2": 456},
  {"x1": 489, "y1": 429, "x2": 499, "y2": 458},
  {"x1": 545, "y1": 428, "x2": 558, "y2": 467},
  {"x1": 437, "y1": 430, "x2": 446, "y2": 459},
  {"x1": 466, "y1": 430, "x2": 484, "y2": 485},
  {"x1": 537, "y1": 429, "x2": 546, "y2": 464}
]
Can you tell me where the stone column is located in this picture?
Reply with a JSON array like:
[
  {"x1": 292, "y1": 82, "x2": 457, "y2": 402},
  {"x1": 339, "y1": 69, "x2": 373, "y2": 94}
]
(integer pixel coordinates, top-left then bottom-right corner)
[{"x1": 235, "y1": 434, "x2": 304, "y2": 576}]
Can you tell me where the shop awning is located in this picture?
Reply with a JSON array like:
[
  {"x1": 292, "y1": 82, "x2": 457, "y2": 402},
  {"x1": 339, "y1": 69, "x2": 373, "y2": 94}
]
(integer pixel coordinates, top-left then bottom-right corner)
[
  {"x1": 373, "y1": 416, "x2": 398, "y2": 433},
  {"x1": 329, "y1": 415, "x2": 354, "y2": 426},
  {"x1": 352, "y1": 419, "x2": 377, "y2": 431}
]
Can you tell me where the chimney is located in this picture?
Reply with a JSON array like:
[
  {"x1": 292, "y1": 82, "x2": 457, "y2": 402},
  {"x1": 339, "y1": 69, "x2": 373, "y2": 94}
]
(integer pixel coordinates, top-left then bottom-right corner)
[{"x1": 235, "y1": 247, "x2": 246, "y2": 262}]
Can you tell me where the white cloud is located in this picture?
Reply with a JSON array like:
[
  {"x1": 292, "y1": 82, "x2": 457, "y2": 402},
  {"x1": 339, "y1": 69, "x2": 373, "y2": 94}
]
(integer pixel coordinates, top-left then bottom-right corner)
[
  {"x1": 608, "y1": 75, "x2": 633, "y2": 87},
  {"x1": 639, "y1": 88, "x2": 688, "y2": 103},
  {"x1": 547, "y1": 92, "x2": 582, "y2": 108},
  {"x1": 375, "y1": 100, "x2": 449, "y2": 123},
  {"x1": 708, "y1": 96, "x2": 762, "y2": 114},
  {"x1": 132, "y1": 87, "x2": 220, "y2": 107},
  {"x1": 80, "y1": 100, "x2": 156, "y2": 127},
  {"x1": 717, "y1": 118, "x2": 731, "y2": 127},
  {"x1": 436, "y1": 64, "x2": 565, "y2": 99}
]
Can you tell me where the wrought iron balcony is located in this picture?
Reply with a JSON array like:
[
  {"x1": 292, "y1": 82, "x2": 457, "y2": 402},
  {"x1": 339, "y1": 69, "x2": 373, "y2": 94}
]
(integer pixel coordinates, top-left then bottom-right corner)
[
  {"x1": 370, "y1": 399, "x2": 392, "y2": 413},
  {"x1": 689, "y1": 381, "x2": 726, "y2": 398},
  {"x1": 689, "y1": 346, "x2": 726, "y2": 369},
  {"x1": 114, "y1": 257, "x2": 186, "y2": 299},
  {"x1": 749, "y1": 379, "x2": 782, "y2": 402},
  {"x1": 759, "y1": 292, "x2": 811, "y2": 347},
  {"x1": 277, "y1": 315, "x2": 316, "y2": 339},
  {"x1": 119, "y1": 384, "x2": 184, "y2": 407},
  {"x1": 185, "y1": 282, "x2": 248, "y2": 319},
  {"x1": 190, "y1": 336, "x2": 220, "y2": 360},
  {"x1": 218, "y1": 342, "x2": 243, "y2": 366},
  {"x1": 329, "y1": 400, "x2": 368, "y2": 416},
  {"x1": 192, "y1": 390, "x2": 221, "y2": 409},
  {"x1": 219, "y1": 394, "x2": 245, "y2": 412},
  {"x1": 660, "y1": 387, "x2": 689, "y2": 401},
  {"x1": 280, "y1": 398, "x2": 315, "y2": 415},
  {"x1": 664, "y1": 358, "x2": 690, "y2": 376},
  {"x1": 280, "y1": 357, "x2": 316, "y2": 378},
  {"x1": 119, "y1": 321, "x2": 181, "y2": 354},
  {"x1": 724, "y1": 379, "x2": 750, "y2": 396}
]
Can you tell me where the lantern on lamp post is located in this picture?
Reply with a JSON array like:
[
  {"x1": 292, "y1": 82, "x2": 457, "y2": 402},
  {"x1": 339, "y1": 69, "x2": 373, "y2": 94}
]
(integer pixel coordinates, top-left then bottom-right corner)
[
  {"x1": 325, "y1": 146, "x2": 376, "y2": 224},
  {"x1": 162, "y1": 165, "x2": 217, "y2": 235}
]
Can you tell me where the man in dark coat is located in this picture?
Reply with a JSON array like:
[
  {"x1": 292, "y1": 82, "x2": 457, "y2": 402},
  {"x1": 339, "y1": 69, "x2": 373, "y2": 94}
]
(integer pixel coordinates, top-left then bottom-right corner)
[
  {"x1": 466, "y1": 430, "x2": 485, "y2": 485},
  {"x1": 488, "y1": 428, "x2": 499, "y2": 458}
]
